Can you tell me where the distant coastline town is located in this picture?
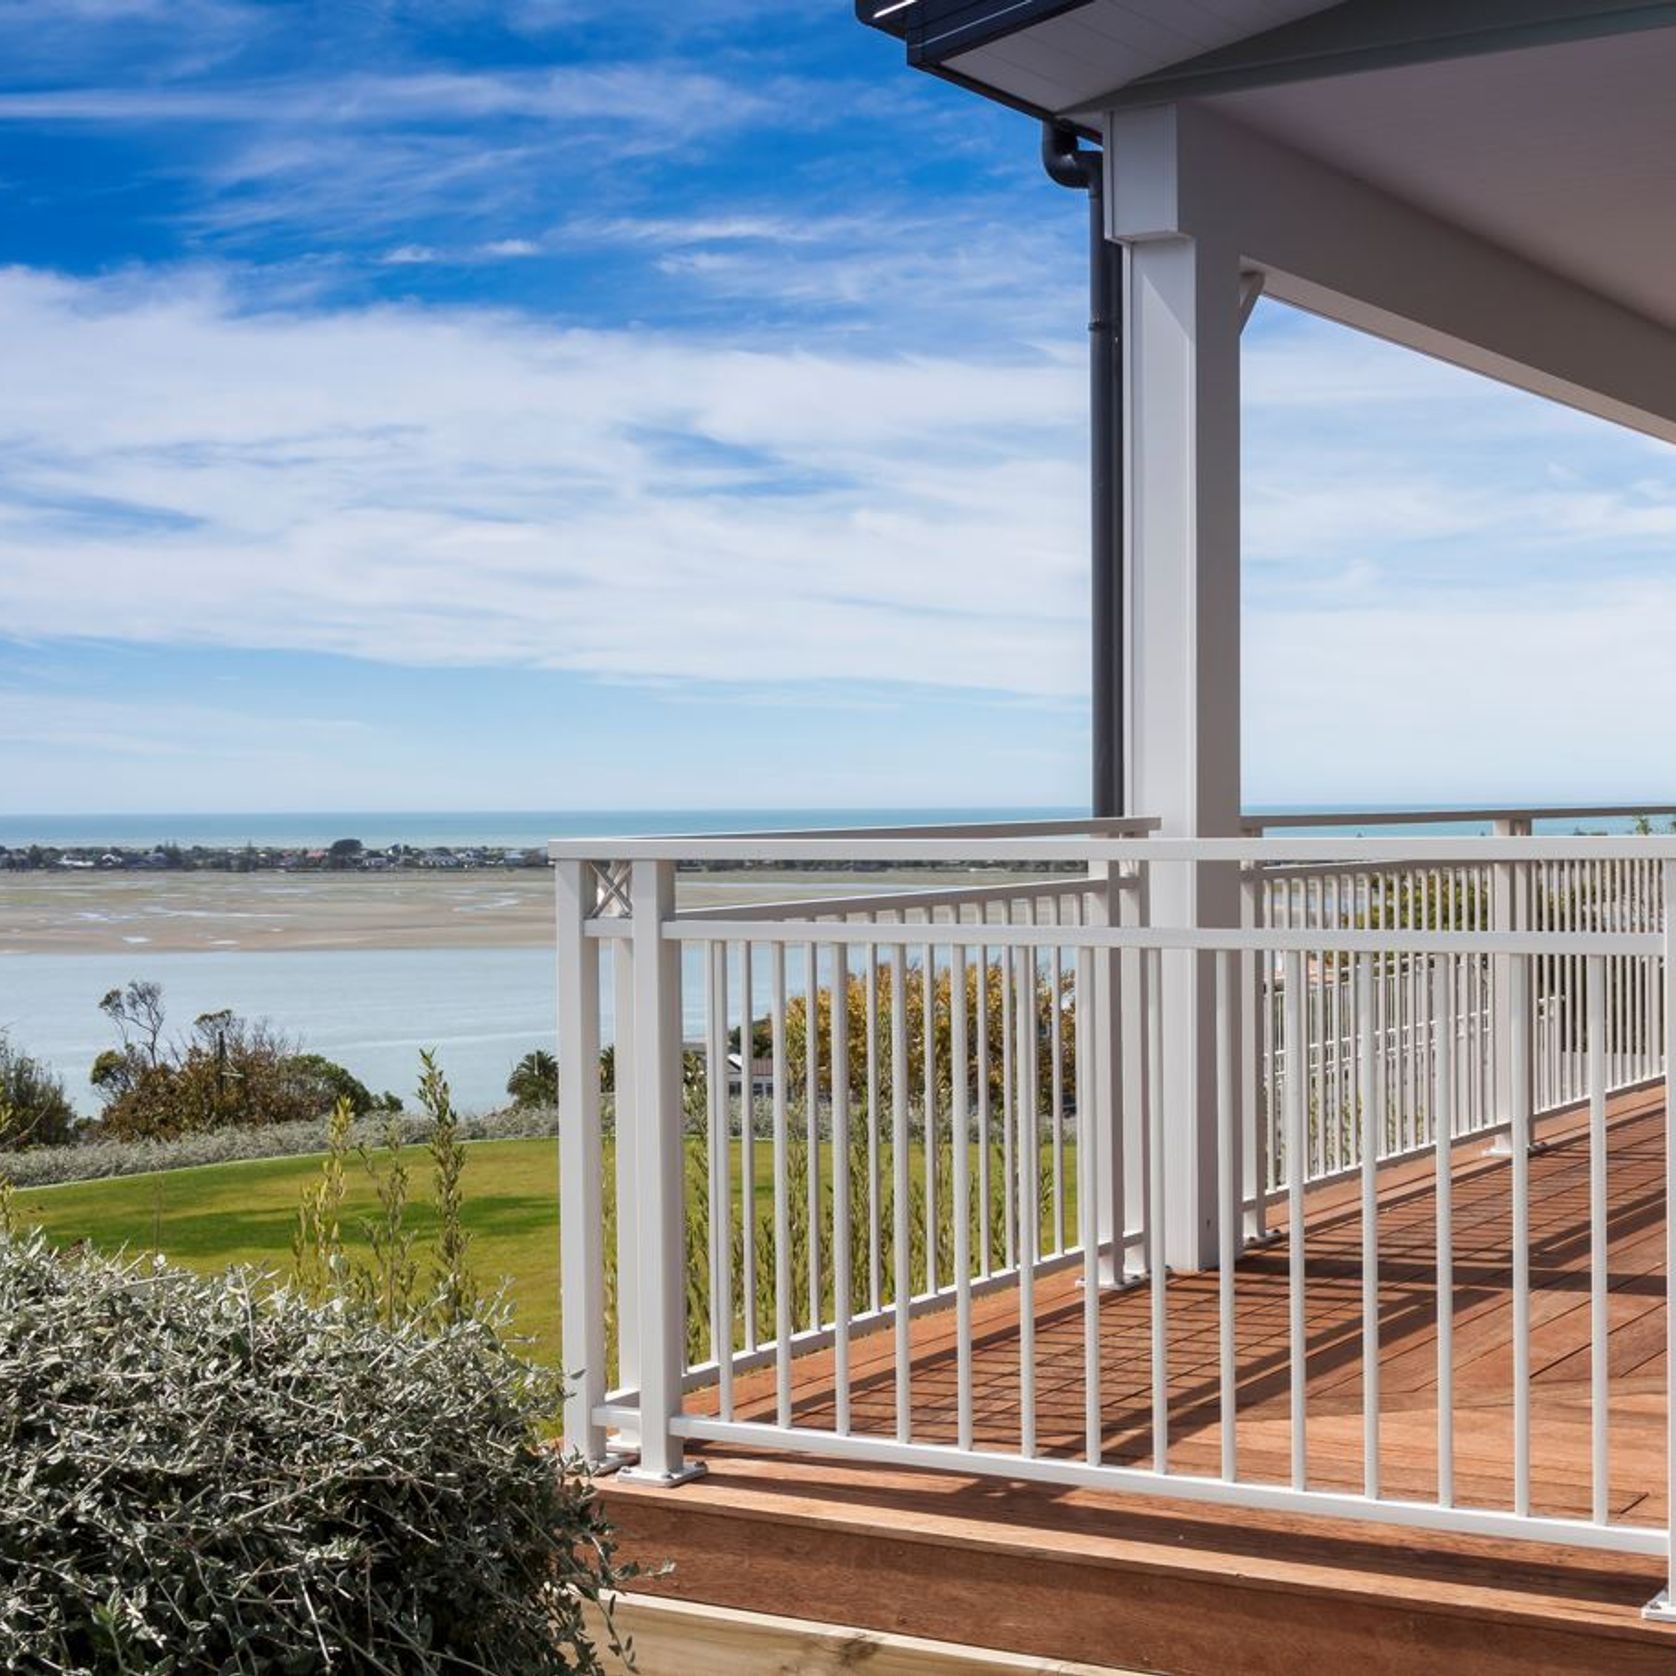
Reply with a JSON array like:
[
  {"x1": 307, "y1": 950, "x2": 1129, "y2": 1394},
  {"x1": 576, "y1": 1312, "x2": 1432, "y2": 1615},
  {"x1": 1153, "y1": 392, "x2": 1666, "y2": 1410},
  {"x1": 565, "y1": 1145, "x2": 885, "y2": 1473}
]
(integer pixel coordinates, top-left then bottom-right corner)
[{"x1": 0, "y1": 838, "x2": 551, "y2": 874}]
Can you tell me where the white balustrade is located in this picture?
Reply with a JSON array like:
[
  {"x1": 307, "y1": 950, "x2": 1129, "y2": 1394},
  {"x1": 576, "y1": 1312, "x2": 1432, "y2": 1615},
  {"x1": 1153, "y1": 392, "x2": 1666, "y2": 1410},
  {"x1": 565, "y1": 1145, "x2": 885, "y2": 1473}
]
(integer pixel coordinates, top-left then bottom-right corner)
[{"x1": 554, "y1": 813, "x2": 1676, "y2": 1611}]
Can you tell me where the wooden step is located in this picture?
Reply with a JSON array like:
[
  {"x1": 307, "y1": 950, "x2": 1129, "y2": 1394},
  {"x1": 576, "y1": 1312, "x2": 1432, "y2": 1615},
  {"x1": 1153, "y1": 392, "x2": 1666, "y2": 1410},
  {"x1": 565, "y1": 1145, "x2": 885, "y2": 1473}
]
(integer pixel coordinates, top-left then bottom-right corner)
[
  {"x1": 590, "y1": 1593, "x2": 1140, "y2": 1675},
  {"x1": 602, "y1": 1449, "x2": 1676, "y2": 1676}
]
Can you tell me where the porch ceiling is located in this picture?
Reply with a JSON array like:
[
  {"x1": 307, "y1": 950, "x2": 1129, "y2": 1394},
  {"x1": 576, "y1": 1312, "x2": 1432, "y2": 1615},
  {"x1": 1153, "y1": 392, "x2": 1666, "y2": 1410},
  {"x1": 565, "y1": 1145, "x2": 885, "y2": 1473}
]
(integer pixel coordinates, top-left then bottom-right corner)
[{"x1": 1198, "y1": 27, "x2": 1676, "y2": 334}]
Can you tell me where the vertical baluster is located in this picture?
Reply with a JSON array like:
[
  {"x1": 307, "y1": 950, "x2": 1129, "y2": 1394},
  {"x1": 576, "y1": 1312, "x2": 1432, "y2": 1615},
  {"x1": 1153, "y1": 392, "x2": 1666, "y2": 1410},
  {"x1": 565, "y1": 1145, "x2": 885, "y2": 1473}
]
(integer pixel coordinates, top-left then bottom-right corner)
[
  {"x1": 832, "y1": 942, "x2": 851, "y2": 1436},
  {"x1": 1050, "y1": 926, "x2": 1065, "y2": 1253},
  {"x1": 1611, "y1": 865, "x2": 1622, "y2": 1092},
  {"x1": 952, "y1": 941, "x2": 974, "y2": 1451},
  {"x1": 1588, "y1": 952, "x2": 1609, "y2": 1523},
  {"x1": 977, "y1": 933, "x2": 993, "y2": 1279},
  {"x1": 772, "y1": 943, "x2": 792, "y2": 1430},
  {"x1": 1434, "y1": 952, "x2": 1454, "y2": 1508},
  {"x1": 1312, "y1": 877, "x2": 1326, "y2": 1180},
  {"x1": 1511, "y1": 950, "x2": 1532, "y2": 1517},
  {"x1": 892, "y1": 942, "x2": 912, "y2": 1441},
  {"x1": 739, "y1": 941, "x2": 756, "y2": 1354},
  {"x1": 1003, "y1": 919, "x2": 1017, "y2": 1267},
  {"x1": 1077, "y1": 943, "x2": 1100, "y2": 1465},
  {"x1": 1242, "y1": 867, "x2": 1264, "y2": 1244},
  {"x1": 867, "y1": 939, "x2": 882, "y2": 1315},
  {"x1": 707, "y1": 940, "x2": 734, "y2": 1420},
  {"x1": 1217, "y1": 948, "x2": 1238, "y2": 1482},
  {"x1": 923, "y1": 936, "x2": 938, "y2": 1297},
  {"x1": 804, "y1": 938, "x2": 821, "y2": 1333},
  {"x1": 1656, "y1": 864, "x2": 1676, "y2": 1615},
  {"x1": 1398, "y1": 894, "x2": 1412, "y2": 1156},
  {"x1": 1615, "y1": 862, "x2": 1626, "y2": 1090},
  {"x1": 1284, "y1": 948, "x2": 1308, "y2": 1490},
  {"x1": 1148, "y1": 945, "x2": 1168, "y2": 1473},
  {"x1": 1331, "y1": 874, "x2": 1344, "y2": 1171},
  {"x1": 1636, "y1": 861, "x2": 1649, "y2": 1082},
  {"x1": 1017, "y1": 944, "x2": 1039, "y2": 1458},
  {"x1": 1358, "y1": 952, "x2": 1380, "y2": 1499}
]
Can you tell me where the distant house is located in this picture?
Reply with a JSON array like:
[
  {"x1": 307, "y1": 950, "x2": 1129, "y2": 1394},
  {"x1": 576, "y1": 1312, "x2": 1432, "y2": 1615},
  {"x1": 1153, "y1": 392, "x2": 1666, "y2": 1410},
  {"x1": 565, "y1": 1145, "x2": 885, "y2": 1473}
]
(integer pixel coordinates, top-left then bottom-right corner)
[{"x1": 725, "y1": 1053, "x2": 774, "y2": 1100}]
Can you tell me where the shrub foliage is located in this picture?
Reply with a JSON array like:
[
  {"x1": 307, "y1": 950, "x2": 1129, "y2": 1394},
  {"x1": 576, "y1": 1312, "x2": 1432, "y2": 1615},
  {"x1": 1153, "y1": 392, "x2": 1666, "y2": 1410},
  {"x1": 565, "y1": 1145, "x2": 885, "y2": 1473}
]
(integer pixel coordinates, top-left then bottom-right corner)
[
  {"x1": 91, "y1": 982, "x2": 394, "y2": 1141},
  {"x1": 0, "y1": 1230, "x2": 630, "y2": 1673},
  {"x1": 0, "y1": 1031, "x2": 76, "y2": 1152}
]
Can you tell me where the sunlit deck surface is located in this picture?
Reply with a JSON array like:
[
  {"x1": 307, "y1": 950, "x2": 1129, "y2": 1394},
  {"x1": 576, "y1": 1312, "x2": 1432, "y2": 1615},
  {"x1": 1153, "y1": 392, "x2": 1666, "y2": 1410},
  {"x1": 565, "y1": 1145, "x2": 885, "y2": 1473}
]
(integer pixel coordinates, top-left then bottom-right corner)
[{"x1": 604, "y1": 1086, "x2": 1676, "y2": 1675}]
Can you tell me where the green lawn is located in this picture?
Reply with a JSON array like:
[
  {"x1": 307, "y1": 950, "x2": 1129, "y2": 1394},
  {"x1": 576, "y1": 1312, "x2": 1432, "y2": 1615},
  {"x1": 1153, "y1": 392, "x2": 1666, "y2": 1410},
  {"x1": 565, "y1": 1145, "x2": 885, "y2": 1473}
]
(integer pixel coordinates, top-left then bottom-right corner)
[
  {"x1": 14, "y1": 1139, "x2": 573, "y2": 1366},
  {"x1": 12, "y1": 1133, "x2": 1073, "y2": 1372}
]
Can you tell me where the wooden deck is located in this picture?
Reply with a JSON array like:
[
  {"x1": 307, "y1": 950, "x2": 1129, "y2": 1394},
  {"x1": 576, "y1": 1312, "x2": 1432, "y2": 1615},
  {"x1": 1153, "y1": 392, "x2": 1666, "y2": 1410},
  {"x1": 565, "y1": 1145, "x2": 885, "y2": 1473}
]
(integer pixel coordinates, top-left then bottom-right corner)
[{"x1": 603, "y1": 1087, "x2": 1676, "y2": 1675}]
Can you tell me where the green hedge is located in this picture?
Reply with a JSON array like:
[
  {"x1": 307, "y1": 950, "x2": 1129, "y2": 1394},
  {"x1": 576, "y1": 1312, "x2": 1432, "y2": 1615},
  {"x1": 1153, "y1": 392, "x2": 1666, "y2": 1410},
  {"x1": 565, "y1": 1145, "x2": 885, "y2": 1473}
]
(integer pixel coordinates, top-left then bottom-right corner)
[{"x1": 0, "y1": 1233, "x2": 629, "y2": 1673}]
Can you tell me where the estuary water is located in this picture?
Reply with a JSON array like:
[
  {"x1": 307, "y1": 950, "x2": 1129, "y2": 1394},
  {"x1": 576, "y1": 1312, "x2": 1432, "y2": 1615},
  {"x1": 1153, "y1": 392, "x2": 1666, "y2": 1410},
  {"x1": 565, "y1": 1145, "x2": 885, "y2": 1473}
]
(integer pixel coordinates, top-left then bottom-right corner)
[
  {"x1": 1, "y1": 946, "x2": 564, "y2": 1117},
  {"x1": 3, "y1": 803, "x2": 1656, "y2": 1116}
]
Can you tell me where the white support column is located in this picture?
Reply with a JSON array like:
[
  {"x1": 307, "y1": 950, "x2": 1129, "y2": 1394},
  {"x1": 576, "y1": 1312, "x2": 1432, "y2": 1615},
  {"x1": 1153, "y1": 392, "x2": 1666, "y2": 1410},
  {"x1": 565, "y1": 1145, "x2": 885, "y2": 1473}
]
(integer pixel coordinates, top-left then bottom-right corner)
[{"x1": 1111, "y1": 114, "x2": 1245, "y2": 1269}]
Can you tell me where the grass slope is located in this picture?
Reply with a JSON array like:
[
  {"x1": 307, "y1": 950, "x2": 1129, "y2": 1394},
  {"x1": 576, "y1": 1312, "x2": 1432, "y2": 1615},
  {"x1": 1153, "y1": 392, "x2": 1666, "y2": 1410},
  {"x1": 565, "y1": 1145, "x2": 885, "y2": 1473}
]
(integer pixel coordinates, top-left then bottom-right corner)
[
  {"x1": 15, "y1": 1139, "x2": 571, "y2": 1366},
  {"x1": 12, "y1": 1137, "x2": 787, "y2": 1370},
  {"x1": 13, "y1": 1135, "x2": 1070, "y2": 1372}
]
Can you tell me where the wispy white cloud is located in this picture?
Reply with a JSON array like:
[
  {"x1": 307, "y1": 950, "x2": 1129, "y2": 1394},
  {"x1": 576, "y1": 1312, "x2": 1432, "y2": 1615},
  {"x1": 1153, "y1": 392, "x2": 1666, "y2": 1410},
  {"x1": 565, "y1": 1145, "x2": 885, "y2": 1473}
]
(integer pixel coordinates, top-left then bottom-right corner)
[
  {"x1": 0, "y1": 265, "x2": 1087, "y2": 696},
  {"x1": 0, "y1": 64, "x2": 792, "y2": 249},
  {"x1": 0, "y1": 66, "x2": 773, "y2": 130},
  {"x1": 3, "y1": 268, "x2": 1674, "y2": 805}
]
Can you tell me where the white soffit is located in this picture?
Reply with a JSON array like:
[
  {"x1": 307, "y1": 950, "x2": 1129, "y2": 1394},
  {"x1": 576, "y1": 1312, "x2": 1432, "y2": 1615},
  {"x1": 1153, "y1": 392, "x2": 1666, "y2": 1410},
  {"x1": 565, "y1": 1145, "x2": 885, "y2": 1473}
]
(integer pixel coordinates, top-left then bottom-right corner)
[
  {"x1": 940, "y1": 0, "x2": 1336, "y2": 117},
  {"x1": 1209, "y1": 27, "x2": 1676, "y2": 331}
]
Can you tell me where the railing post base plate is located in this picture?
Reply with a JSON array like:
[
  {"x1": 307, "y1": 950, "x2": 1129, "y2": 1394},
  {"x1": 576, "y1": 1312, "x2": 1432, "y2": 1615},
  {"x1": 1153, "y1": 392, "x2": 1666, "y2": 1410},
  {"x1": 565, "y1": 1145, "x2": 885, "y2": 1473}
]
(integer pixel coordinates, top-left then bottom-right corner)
[
  {"x1": 1641, "y1": 1590, "x2": 1676, "y2": 1623},
  {"x1": 1081, "y1": 1270, "x2": 1148, "y2": 1294},
  {"x1": 619, "y1": 1460, "x2": 709, "y2": 1490}
]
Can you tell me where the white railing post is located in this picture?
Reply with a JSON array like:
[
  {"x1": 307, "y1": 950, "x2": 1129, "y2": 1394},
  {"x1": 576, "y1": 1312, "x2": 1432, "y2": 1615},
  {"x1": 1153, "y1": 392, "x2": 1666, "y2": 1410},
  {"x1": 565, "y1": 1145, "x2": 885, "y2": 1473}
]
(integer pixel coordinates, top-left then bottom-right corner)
[
  {"x1": 1491, "y1": 817, "x2": 1531, "y2": 1140},
  {"x1": 620, "y1": 858, "x2": 705, "y2": 1486},
  {"x1": 609, "y1": 929, "x2": 640, "y2": 1445},
  {"x1": 1239, "y1": 864, "x2": 1265, "y2": 1243},
  {"x1": 1088, "y1": 858, "x2": 1129, "y2": 1287},
  {"x1": 1120, "y1": 861, "x2": 1151, "y2": 1273},
  {"x1": 556, "y1": 859, "x2": 606, "y2": 1466},
  {"x1": 1645, "y1": 866, "x2": 1676, "y2": 1620}
]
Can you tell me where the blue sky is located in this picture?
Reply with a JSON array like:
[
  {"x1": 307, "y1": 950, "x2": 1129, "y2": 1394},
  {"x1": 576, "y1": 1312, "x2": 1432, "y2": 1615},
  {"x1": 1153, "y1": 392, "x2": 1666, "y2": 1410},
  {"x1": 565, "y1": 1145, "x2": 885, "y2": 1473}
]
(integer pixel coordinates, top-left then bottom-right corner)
[{"x1": 1, "y1": 0, "x2": 1674, "y2": 815}]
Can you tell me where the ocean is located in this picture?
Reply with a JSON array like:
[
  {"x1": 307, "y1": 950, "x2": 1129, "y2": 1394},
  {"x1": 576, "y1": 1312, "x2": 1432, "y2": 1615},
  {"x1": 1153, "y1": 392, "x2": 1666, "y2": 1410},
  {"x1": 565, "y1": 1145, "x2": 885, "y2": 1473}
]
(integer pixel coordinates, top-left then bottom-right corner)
[
  {"x1": 0, "y1": 807, "x2": 1077, "y2": 852},
  {"x1": 0, "y1": 803, "x2": 1659, "y2": 851}
]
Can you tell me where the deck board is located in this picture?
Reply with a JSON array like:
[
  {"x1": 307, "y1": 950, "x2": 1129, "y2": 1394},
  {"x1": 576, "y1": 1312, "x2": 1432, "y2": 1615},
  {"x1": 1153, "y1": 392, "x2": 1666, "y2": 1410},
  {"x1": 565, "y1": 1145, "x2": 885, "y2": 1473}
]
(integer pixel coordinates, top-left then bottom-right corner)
[{"x1": 704, "y1": 1092, "x2": 1672, "y2": 1524}]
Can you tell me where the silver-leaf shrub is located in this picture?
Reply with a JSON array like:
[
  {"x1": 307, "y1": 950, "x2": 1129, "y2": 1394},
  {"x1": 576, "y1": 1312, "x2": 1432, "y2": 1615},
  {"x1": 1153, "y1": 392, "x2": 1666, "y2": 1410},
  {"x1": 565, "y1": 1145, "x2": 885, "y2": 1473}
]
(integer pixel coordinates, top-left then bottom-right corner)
[{"x1": 0, "y1": 1232, "x2": 631, "y2": 1673}]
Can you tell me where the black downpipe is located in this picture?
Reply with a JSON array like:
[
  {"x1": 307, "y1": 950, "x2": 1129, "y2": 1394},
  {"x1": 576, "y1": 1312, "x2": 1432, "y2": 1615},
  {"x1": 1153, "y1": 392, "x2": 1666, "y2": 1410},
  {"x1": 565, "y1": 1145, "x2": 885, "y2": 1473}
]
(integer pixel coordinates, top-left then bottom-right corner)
[{"x1": 1042, "y1": 123, "x2": 1122, "y2": 819}]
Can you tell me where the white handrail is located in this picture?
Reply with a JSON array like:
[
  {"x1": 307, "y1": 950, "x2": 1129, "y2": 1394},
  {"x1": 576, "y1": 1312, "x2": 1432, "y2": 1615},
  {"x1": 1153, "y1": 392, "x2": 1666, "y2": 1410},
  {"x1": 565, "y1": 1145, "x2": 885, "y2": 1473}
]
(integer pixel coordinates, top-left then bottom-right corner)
[
  {"x1": 557, "y1": 832, "x2": 1676, "y2": 864},
  {"x1": 1247, "y1": 802, "x2": 1676, "y2": 831}
]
